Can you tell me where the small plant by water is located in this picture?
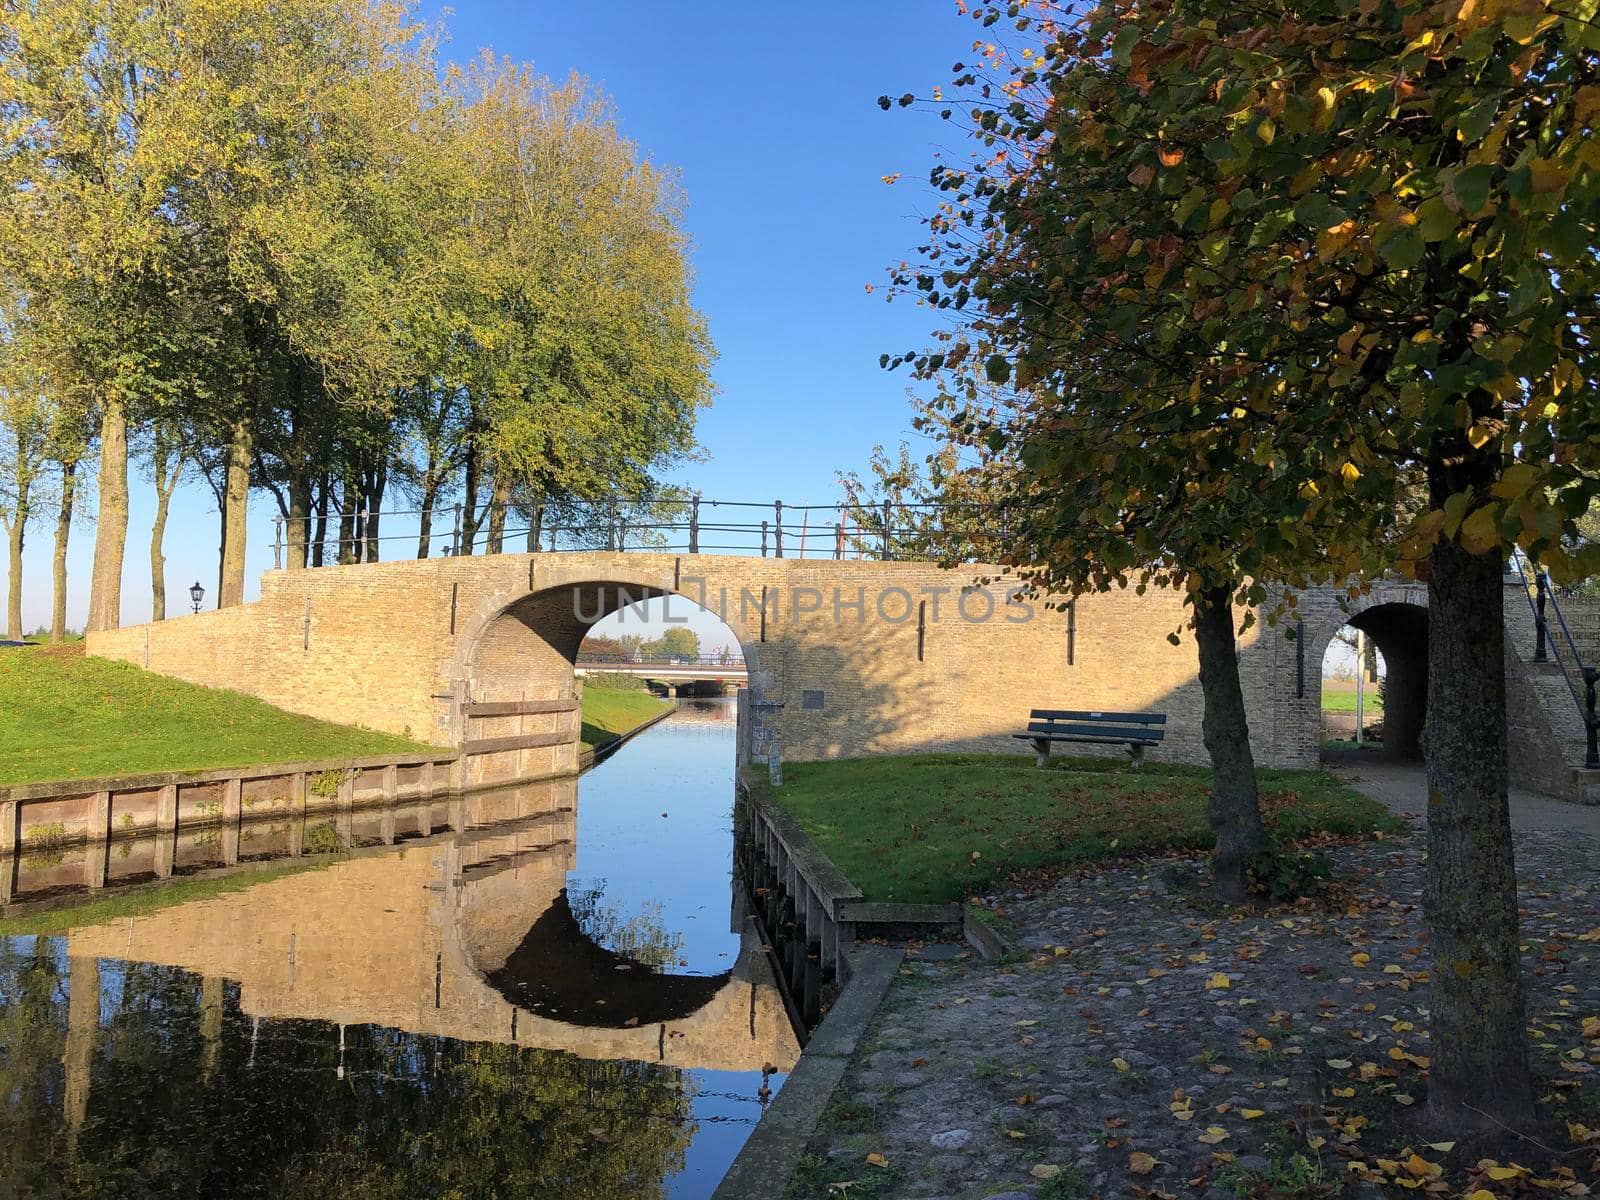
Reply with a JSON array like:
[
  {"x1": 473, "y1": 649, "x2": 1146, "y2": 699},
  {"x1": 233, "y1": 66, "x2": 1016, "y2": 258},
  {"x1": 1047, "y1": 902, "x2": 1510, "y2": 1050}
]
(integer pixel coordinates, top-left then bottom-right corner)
[
  {"x1": 309, "y1": 769, "x2": 349, "y2": 799},
  {"x1": 303, "y1": 821, "x2": 346, "y2": 855},
  {"x1": 23, "y1": 821, "x2": 68, "y2": 868}
]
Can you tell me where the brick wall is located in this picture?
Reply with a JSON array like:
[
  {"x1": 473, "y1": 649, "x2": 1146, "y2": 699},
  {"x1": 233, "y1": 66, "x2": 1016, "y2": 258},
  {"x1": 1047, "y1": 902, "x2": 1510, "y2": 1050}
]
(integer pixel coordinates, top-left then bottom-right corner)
[{"x1": 86, "y1": 551, "x2": 1354, "y2": 770}]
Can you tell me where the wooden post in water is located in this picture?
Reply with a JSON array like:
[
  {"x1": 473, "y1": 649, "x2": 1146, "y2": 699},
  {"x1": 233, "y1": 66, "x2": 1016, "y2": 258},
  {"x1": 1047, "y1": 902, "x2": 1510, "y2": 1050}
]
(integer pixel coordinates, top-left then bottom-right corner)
[
  {"x1": 287, "y1": 773, "x2": 306, "y2": 857},
  {"x1": 418, "y1": 762, "x2": 434, "y2": 837},
  {"x1": 154, "y1": 785, "x2": 178, "y2": 878},
  {"x1": 336, "y1": 772, "x2": 354, "y2": 846},
  {"x1": 380, "y1": 765, "x2": 398, "y2": 845},
  {"x1": 64, "y1": 956, "x2": 99, "y2": 1148},
  {"x1": 200, "y1": 975, "x2": 223, "y2": 1083},
  {"x1": 0, "y1": 800, "x2": 15, "y2": 903},
  {"x1": 221, "y1": 778, "x2": 242, "y2": 866},
  {"x1": 84, "y1": 790, "x2": 111, "y2": 888}
]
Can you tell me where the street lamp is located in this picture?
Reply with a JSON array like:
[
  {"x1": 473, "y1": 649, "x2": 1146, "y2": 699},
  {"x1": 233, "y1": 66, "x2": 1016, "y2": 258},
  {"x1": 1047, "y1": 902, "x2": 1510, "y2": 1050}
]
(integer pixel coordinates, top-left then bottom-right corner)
[{"x1": 189, "y1": 581, "x2": 205, "y2": 614}]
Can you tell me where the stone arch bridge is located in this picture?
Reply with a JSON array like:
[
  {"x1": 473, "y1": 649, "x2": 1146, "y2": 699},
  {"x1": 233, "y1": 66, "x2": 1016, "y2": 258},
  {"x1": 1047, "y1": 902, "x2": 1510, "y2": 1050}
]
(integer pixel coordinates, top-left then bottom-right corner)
[{"x1": 85, "y1": 552, "x2": 1591, "y2": 796}]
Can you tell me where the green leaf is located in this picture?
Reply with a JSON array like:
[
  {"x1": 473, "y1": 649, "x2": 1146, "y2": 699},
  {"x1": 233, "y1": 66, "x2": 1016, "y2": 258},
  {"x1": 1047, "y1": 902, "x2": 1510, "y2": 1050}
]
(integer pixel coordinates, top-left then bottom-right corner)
[
  {"x1": 1455, "y1": 96, "x2": 1499, "y2": 145},
  {"x1": 1112, "y1": 26, "x2": 1140, "y2": 68},
  {"x1": 1378, "y1": 228, "x2": 1425, "y2": 269},
  {"x1": 1542, "y1": 211, "x2": 1588, "y2": 266},
  {"x1": 1293, "y1": 194, "x2": 1346, "y2": 230},
  {"x1": 985, "y1": 355, "x2": 1012, "y2": 384},
  {"x1": 1446, "y1": 164, "x2": 1494, "y2": 214},
  {"x1": 1416, "y1": 197, "x2": 1457, "y2": 243}
]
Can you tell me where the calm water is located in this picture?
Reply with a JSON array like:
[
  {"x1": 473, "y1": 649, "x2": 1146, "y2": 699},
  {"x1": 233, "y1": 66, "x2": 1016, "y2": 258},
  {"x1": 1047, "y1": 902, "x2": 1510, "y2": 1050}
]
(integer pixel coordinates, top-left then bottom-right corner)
[{"x1": 0, "y1": 698, "x2": 793, "y2": 1198}]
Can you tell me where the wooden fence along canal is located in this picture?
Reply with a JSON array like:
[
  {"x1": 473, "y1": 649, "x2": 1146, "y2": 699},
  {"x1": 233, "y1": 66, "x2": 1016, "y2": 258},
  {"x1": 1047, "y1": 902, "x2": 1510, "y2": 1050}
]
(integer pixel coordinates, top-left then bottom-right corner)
[{"x1": 0, "y1": 751, "x2": 464, "y2": 904}]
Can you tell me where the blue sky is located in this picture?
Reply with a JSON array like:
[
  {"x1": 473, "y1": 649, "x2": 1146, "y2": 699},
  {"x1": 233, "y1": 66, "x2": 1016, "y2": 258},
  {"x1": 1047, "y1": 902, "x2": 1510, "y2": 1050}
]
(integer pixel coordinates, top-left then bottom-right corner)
[{"x1": 17, "y1": 1, "x2": 977, "y2": 635}]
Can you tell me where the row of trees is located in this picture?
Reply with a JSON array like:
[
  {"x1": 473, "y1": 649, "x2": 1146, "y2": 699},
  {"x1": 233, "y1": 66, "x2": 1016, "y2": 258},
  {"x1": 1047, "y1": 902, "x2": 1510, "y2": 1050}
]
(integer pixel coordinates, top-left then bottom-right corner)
[
  {"x1": 891, "y1": 0, "x2": 1600, "y2": 1142},
  {"x1": 0, "y1": 0, "x2": 713, "y2": 641}
]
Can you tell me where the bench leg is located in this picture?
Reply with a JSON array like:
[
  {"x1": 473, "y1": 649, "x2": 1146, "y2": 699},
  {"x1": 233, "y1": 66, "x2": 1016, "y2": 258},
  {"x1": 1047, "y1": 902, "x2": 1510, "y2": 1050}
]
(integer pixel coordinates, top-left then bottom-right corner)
[
  {"x1": 1128, "y1": 743, "x2": 1145, "y2": 769},
  {"x1": 1033, "y1": 738, "x2": 1050, "y2": 768}
]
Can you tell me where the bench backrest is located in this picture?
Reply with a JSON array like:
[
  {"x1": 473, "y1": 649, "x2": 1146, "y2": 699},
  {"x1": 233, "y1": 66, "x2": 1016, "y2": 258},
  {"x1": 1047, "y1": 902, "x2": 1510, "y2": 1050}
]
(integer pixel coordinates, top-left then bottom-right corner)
[{"x1": 1026, "y1": 709, "x2": 1166, "y2": 742}]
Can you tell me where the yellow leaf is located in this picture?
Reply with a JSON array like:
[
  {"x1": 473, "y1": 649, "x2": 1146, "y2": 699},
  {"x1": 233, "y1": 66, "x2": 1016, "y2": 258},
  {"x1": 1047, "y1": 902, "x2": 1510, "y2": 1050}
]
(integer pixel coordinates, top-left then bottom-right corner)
[
  {"x1": 1459, "y1": 505, "x2": 1501, "y2": 555},
  {"x1": 1206, "y1": 973, "x2": 1232, "y2": 990},
  {"x1": 1340, "y1": 461, "x2": 1361, "y2": 484},
  {"x1": 1129, "y1": 1151, "x2": 1158, "y2": 1175},
  {"x1": 1350, "y1": 953, "x2": 1370, "y2": 967},
  {"x1": 1486, "y1": 1164, "x2": 1527, "y2": 1181},
  {"x1": 1333, "y1": 1086, "x2": 1356, "y2": 1097},
  {"x1": 1197, "y1": 1126, "x2": 1229, "y2": 1145},
  {"x1": 1030, "y1": 1165, "x2": 1062, "y2": 1181},
  {"x1": 1402, "y1": 1152, "x2": 1440, "y2": 1178},
  {"x1": 1327, "y1": 1059, "x2": 1354, "y2": 1069},
  {"x1": 1113, "y1": 1057, "x2": 1131, "y2": 1072},
  {"x1": 1241, "y1": 1109, "x2": 1266, "y2": 1119},
  {"x1": 865, "y1": 1152, "x2": 889, "y2": 1168}
]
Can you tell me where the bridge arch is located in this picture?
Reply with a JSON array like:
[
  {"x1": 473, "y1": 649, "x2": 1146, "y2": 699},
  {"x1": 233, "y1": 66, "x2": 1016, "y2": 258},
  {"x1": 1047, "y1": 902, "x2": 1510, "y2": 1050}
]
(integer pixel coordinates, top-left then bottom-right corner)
[
  {"x1": 446, "y1": 563, "x2": 769, "y2": 782},
  {"x1": 1301, "y1": 584, "x2": 1429, "y2": 759}
]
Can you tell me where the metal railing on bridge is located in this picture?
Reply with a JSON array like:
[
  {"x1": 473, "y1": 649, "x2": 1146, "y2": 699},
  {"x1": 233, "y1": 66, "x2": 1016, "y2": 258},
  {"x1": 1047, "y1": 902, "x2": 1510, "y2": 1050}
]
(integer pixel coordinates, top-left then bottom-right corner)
[
  {"x1": 271, "y1": 495, "x2": 1004, "y2": 571},
  {"x1": 1510, "y1": 548, "x2": 1600, "y2": 769}
]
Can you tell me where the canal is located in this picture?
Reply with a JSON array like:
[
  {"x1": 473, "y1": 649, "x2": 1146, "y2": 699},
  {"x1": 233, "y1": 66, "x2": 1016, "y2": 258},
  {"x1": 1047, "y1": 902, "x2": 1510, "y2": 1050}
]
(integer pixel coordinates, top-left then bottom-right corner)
[{"x1": 0, "y1": 697, "x2": 791, "y2": 1198}]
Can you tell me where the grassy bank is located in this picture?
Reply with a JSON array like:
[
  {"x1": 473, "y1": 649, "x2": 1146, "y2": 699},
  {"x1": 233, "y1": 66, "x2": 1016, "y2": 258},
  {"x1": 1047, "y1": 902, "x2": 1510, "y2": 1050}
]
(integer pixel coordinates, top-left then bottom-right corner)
[
  {"x1": 765, "y1": 753, "x2": 1401, "y2": 904},
  {"x1": 1, "y1": 647, "x2": 427, "y2": 786},
  {"x1": 580, "y1": 684, "x2": 674, "y2": 752},
  {"x1": 1321, "y1": 679, "x2": 1384, "y2": 714}
]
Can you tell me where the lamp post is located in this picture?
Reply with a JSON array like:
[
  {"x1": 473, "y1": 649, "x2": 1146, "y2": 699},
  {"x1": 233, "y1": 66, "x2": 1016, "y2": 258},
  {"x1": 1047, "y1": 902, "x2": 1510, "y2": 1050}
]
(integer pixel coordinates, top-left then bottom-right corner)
[{"x1": 189, "y1": 581, "x2": 205, "y2": 615}]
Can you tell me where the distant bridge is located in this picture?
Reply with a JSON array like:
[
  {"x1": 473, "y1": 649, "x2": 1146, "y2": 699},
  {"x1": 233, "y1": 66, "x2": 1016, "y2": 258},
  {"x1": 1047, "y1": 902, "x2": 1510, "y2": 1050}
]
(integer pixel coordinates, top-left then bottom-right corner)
[{"x1": 575, "y1": 653, "x2": 747, "y2": 688}]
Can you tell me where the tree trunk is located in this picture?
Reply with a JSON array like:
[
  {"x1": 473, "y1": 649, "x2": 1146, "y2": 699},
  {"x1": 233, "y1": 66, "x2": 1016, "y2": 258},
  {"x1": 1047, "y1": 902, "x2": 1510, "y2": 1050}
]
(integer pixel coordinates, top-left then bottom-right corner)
[
  {"x1": 363, "y1": 461, "x2": 386, "y2": 563},
  {"x1": 5, "y1": 489, "x2": 26, "y2": 642},
  {"x1": 86, "y1": 395, "x2": 129, "y2": 632},
  {"x1": 527, "y1": 500, "x2": 544, "y2": 552},
  {"x1": 51, "y1": 460, "x2": 77, "y2": 641},
  {"x1": 218, "y1": 415, "x2": 252, "y2": 607},
  {"x1": 337, "y1": 470, "x2": 357, "y2": 565},
  {"x1": 486, "y1": 475, "x2": 510, "y2": 554},
  {"x1": 417, "y1": 479, "x2": 440, "y2": 560},
  {"x1": 1422, "y1": 524, "x2": 1534, "y2": 1134},
  {"x1": 151, "y1": 471, "x2": 174, "y2": 622},
  {"x1": 286, "y1": 469, "x2": 311, "y2": 570},
  {"x1": 460, "y1": 439, "x2": 481, "y2": 556},
  {"x1": 1193, "y1": 585, "x2": 1263, "y2": 901},
  {"x1": 311, "y1": 475, "x2": 328, "y2": 568}
]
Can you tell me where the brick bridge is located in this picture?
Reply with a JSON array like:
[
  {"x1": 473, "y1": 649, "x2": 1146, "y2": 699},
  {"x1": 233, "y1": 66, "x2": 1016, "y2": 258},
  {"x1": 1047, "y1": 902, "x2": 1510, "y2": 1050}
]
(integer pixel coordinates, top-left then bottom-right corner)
[
  {"x1": 63, "y1": 775, "x2": 798, "y2": 1079},
  {"x1": 85, "y1": 551, "x2": 1597, "y2": 798}
]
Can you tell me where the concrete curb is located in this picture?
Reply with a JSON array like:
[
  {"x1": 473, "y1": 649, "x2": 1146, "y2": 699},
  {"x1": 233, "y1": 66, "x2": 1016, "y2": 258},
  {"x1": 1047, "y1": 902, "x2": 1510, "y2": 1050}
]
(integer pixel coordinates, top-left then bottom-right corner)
[{"x1": 712, "y1": 944, "x2": 904, "y2": 1200}]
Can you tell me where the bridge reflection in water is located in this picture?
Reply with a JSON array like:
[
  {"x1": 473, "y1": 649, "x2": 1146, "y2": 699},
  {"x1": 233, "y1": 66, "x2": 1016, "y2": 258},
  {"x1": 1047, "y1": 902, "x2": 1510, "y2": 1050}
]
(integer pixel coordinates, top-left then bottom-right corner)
[{"x1": 0, "y1": 700, "x2": 792, "y2": 1198}]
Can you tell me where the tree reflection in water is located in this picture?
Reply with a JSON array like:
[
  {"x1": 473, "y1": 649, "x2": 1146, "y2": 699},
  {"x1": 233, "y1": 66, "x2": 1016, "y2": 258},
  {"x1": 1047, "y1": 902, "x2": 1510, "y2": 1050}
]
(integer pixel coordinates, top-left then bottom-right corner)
[{"x1": 0, "y1": 940, "x2": 696, "y2": 1199}]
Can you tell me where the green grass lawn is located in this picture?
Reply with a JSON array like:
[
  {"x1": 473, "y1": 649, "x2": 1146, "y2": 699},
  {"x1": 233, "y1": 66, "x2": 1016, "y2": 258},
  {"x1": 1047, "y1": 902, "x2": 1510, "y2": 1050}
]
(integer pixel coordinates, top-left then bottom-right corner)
[
  {"x1": 1, "y1": 647, "x2": 427, "y2": 786},
  {"x1": 1321, "y1": 680, "x2": 1385, "y2": 714},
  {"x1": 580, "y1": 685, "x2": 673, "y2": 752},
  {"x1": 764, "y1": 753, "x2": 1401, "y2": 904}
]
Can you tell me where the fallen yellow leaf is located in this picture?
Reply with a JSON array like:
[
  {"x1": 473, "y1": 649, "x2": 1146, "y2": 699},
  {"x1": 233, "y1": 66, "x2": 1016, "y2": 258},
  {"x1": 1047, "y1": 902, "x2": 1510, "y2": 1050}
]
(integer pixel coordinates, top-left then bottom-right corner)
[
  {"x1": 1128, "y1": 1151, "x2": 1157, "y2": 1175},
  {"x1": 1205, "y1": 973, "x2": 1231, "y2": 990},
  {"x1": 1241, "y1": 1109, "x2": 1266, "y2": 1119},
  {"x1": 865, "y1": 1152, "x2": 889, "y2": 1168}
]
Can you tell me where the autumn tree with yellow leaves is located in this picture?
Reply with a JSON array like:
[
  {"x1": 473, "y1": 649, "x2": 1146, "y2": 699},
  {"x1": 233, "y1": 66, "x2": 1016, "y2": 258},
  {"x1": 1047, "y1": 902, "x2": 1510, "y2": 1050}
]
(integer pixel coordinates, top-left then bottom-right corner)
[{"x1": 892, "y1": 0, "x2": 1600, "y2": 1139}]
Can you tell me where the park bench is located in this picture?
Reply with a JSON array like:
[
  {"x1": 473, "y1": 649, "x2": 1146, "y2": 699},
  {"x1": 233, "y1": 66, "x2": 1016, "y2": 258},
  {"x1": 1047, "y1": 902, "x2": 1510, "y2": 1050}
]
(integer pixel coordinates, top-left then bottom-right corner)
[{"x1": 1014, "y1": 708, "x2": 1166, "y2": 768}]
